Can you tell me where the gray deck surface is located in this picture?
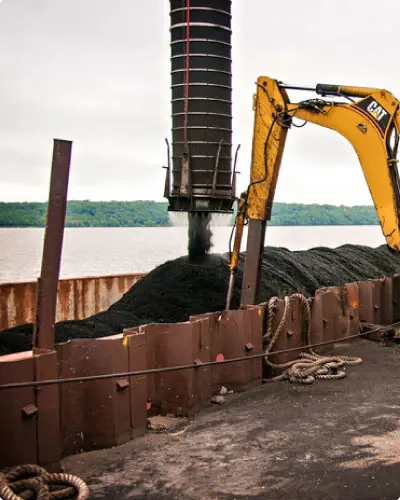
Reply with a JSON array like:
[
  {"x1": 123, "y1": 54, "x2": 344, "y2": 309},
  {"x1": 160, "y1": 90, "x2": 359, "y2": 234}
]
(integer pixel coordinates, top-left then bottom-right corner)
[{"x1": 64, "y1": 340, "x2": 400, "y2": 499}]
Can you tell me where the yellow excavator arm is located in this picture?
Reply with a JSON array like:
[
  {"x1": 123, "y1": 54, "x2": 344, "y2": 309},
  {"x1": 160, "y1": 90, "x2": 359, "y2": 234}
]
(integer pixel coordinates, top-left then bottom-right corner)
[
  {"x1": 227, "y1": 76, "x2": 400, "y2": 308},
  {"x1": 249, "y1": 76, "x2": 400, "y2": 246}
]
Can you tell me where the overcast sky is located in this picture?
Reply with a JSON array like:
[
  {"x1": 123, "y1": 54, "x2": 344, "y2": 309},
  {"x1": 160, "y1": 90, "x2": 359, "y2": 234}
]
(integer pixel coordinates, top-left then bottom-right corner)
[{"x1": 0, "y1": 0, "x2": 399, "y2": 205}]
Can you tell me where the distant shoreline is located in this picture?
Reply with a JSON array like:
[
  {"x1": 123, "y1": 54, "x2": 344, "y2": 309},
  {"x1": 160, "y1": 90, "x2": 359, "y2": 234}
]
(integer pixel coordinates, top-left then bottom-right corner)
[{"x1": 0, "y1": 200, "x2": 379, "y2": 228}]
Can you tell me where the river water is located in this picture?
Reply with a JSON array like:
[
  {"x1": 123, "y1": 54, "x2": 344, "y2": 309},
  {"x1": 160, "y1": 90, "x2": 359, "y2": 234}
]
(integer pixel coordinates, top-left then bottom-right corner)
[{"x1": 0, "y1": 225, "x2": 385, "y2": 282}]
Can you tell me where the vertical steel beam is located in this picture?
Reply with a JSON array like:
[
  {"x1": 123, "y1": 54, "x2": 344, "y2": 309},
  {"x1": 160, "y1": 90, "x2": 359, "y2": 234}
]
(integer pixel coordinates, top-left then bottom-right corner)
[
  {"x1": 240, "y1": 219, "x2": 266, "y2": 306},
  {"x1": 33, "y1": 139, "x2": 72, "y2": 351}
]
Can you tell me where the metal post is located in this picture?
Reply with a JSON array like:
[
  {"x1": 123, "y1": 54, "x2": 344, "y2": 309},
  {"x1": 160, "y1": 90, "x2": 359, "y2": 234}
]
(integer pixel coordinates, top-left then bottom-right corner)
[
  {"x1": 33, "y1": 139, "x2": 72, "y2": 351},
  {"x1": 240, "y1": 219, "x2": 266, "y2": 306}
]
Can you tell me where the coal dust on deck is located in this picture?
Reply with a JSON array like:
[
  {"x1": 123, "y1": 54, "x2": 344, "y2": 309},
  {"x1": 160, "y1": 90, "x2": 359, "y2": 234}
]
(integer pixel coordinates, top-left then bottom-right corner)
[
  {"x1": 2, "y1": 244, "x2": 400, "y2": 355},
  {"x1": 63, "y1": 339, "x2": 400, "y2": 500}
]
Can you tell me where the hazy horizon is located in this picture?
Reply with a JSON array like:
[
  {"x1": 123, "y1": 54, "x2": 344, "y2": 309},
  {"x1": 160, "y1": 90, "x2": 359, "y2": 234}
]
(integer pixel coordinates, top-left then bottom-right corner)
[
  {"x1": 0, "y1": 199, "x2": 375, "y2": 208},
  {"x1": 1, "y1": 0, "x2": 399, "y2": 205}
]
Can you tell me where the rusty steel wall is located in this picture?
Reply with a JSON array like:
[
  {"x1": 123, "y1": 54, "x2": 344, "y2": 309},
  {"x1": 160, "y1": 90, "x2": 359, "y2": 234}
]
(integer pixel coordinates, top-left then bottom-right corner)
[
  {"x1": 1, "y1": 276, "x2": 400, "y2": 470},
  {"x1": 56, "y1": 334, "x2": 147, "y2": 456},
  {"x1": 0, "y1": 273, "x2": 145, "y2": 331},
  {"x1": 0, "y1": 349, "x2": 61, "y2": 470}
]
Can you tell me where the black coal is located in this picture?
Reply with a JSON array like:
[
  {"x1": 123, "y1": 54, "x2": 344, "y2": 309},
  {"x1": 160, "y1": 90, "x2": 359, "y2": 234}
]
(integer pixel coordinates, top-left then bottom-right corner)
[{"x1": 1, "y1": 244, "x2": 400, "y2": 355}]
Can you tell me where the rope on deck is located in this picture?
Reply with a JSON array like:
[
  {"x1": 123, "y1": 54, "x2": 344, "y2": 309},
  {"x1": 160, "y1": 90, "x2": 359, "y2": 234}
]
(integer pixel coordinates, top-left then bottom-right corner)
[
  {"x1": 264, "y1": 293, "x2": 362, "y2": 384},
  {"x1": 0, "y1": 464, "x2": 89, "y2": 500}
]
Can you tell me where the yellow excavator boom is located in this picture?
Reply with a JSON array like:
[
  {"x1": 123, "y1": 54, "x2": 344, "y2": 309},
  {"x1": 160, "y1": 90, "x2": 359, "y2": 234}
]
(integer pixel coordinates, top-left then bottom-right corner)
[
  {"x1": 228, "y1": 76, "x2": 400, "y2": 307},
  {"x1": 248, "y1": 77, "x2": 400, "y2": 247}
]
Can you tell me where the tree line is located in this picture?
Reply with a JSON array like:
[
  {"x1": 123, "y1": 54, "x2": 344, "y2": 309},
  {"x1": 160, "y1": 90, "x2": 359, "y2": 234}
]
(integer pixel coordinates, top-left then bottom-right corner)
[{"x1": 0, "y1": 200, "x2": 379, "y2": 227}]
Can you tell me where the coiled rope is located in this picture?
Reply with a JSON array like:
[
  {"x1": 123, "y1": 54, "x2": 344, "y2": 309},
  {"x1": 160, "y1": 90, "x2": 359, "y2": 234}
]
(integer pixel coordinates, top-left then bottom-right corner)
[
  {"x1": 0, "y1": 464, "x2": 89, "y2": 500},
  {"x1": 264, "y1": 293, "x2": 362, "y2": 384}
]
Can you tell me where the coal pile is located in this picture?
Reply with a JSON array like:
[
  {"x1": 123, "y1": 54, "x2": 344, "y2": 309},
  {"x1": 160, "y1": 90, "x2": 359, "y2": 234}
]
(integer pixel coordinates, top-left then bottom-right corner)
[{"x1": 1, "y1": 244, "x2": 400, "y2": 355}]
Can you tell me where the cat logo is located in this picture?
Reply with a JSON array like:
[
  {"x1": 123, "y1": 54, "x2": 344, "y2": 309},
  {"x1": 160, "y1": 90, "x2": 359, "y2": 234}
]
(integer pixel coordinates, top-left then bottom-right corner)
[
  {"x1": 353, "y1": 96, "x2": 390, "y2": 137},
  {"x1": 366, "y1": 100, "x2": 388, "y2": 122}
]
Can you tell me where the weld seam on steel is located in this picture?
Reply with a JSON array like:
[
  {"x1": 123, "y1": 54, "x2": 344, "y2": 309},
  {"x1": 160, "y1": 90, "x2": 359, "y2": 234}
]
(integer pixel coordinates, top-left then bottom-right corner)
[
  {"x1": 172, "y1": 126, "x2": 232, "y2": 131},
  {"x1": 171, "y1": 39, "x2": 231, "y2": 47},
  {"x1": 171, "y1": 54, "x2": 232, "y2": 60},
  {"x1": 172, "y1": 112, "x2": 233, "y2": 117},
  {"x1": 0, "y1": 329, "x2": 382, "y2": 391},
  {"x1": 172, "y1": 100, "x2": 232, "y2": 104},
  {"x1": 171, "y1": 23, "x2": 232, "y2": 32},
  {"x1": 171, "y1": 68, "x2": 232, "y2": 75},
  {"x1": 171, "y1": 83, "x2": 232, "y2": 89}
]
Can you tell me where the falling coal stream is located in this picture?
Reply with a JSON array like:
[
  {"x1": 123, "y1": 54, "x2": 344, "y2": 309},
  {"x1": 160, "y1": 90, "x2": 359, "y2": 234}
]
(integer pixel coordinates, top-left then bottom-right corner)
[{"x1": 188, "y1": 212, "x2": 213, "y2": 262}]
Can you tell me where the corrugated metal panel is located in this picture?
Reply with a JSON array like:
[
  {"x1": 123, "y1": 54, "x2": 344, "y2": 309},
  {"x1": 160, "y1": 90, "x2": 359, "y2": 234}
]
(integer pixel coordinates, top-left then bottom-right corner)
[{"x1": 0, "y1": 273, "x2": 145, "y2": 331}]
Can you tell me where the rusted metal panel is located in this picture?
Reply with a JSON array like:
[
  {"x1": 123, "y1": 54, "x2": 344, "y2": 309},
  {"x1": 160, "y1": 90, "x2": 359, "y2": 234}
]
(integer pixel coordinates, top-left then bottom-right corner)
[
  {"x1": 135, "y1": 325, "x2": 157, "y2": 407},
  {"x1": 241, "y1": 307, "x2": 263, "y2": 384},
  {"x1": 316, "y1": 284, "x2": 360, "y2": 342},
  {"x1": 343, "y1": 283, "x2": 360, "y2": 334},
  {"x1": 358, "y1": 279, "x2": 386, "y2": 325},
  {"x1": 57, "y1": 279, "x2": 72, "y2": 322},
  {"x1": 370, "y1": 279, "x2": 383, "y2": 325},
  {"x1": 57, "y1": 335, "x2": 131, "y2": 456},
  {"x1": 98, "y1": 335, "x2": 132, "y2": 446},
  {"x1": 79, "y1": 278, "x2": 94, "y2": 319},
  {"x1": 193, "y1": 312, "x2": 222, "y2": 390},
  {"x1": 72, "y1": 279, "x2": 84, "y2": 320},
  {"x1": 190, "y1": 312, "x2": 219, "y2": 390},
  {"x1": 194, "y1": 308, "x2": 263, "y2": 392},
  {"x1": 0, "y1": 353, "x2": 37, "y2": 468},
  {"x1": 310, "y1": 287, "x2": 347, "y2": 348},
  {"x1": 34, "y1": 350, "x2": 61, "y2": 468},
  {"x1": 381, "y1": 278, "x2": 393, "y2": 325},
  {"x1": 324, "y1": 287, "x2": 348, "y2": 341},
  {"x1": 310, "y1": 292, "x2": 323, "y2": 346},
  {"x1": 392, "y1": 275, "x2": 400, "y2": 322},
  {"x1": 190, "y1": 317, "x2": 212, "y2": 407},
  {"x1": 358, "y1": 281, "x2": 373, "y2": 323},
  {"x1": 126, "y1": 333, "x2": 148, "y2": 438},
  {"x1": 138, "y1": 322, "x2": 195, "y2": 416},
  {"x1": 0, "y1": 281, "x2": 37, "y2": 331},
  {"x1": 0, "y1": 273, "x2": 145, "y2": 331},
  {"x1": 357, "y1": 278, "x2": 393, "y2": 326}
]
